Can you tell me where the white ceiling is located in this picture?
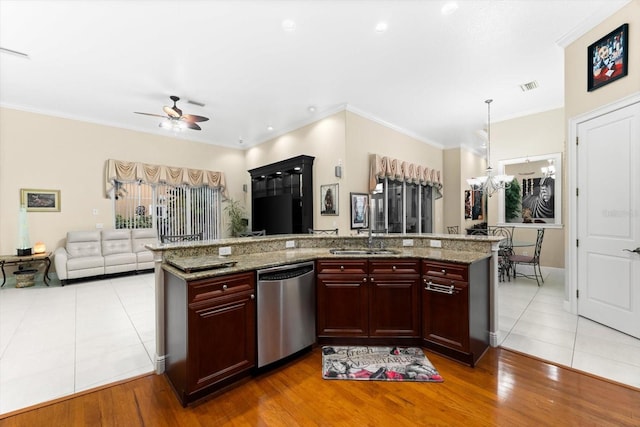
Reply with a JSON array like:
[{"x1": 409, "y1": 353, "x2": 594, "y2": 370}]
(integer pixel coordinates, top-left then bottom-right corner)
[{"x1": 0, "y1": 0, "x2": 630, "y2": 152}]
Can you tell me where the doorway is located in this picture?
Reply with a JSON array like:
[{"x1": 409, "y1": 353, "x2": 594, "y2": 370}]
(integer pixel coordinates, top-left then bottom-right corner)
[{"x1": 568, "y1": 94, "x2": 640, "y2": 339}]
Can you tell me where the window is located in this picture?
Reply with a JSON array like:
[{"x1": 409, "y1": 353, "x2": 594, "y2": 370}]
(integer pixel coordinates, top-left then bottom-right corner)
[
  {"x1": 372, "y1": 178, "x2": 433, "y2": 234},
  {"x1": 113, "y1": 180, "x2": 221, "y2": 240}
]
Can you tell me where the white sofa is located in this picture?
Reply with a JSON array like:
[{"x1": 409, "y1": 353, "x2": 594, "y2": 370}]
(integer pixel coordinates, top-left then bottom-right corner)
[{"x1": 54, "y1": 229, "x2": 157, "y2": 285}]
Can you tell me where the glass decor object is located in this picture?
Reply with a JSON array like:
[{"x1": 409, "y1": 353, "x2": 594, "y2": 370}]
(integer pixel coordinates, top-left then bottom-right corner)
[{"x1": 17, "y1": 205, "x2": 32, "y2": 256}]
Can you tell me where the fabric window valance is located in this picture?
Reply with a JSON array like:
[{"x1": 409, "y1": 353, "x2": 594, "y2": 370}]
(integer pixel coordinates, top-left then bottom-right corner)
[
  {"x1": 369, "y1": 154, "x2": 442, "y2": 199},
  {"x1": 105, "y1": 159, "x2": 227, "y2": 198}
]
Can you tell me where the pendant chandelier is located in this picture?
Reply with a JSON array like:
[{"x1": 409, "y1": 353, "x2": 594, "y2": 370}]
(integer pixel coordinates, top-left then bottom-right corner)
[{"x1": 466, "y1": 99, "x2": 513, "y2": 197}]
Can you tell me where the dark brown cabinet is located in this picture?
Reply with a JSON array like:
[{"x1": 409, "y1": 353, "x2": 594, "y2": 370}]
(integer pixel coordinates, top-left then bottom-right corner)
[
  {"x1": 316, "y1": 259, "x2": 420, "y2": 345},
  {"x1": 165, "y1": 271, "x2": 256, "y2": 405},
  {"x1": 249, "y1": 155, "x2": 314, "y2": 235},
  {"x1": 316, "y1": 259, "x2": 369, "y2": 339},
  {"x1": 421, "y1": 259, "x2": 489, "y2": 366}
]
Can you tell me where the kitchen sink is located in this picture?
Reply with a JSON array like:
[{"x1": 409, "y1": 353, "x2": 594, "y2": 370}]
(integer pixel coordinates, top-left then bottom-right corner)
[{"x1": 329, "y1": 248, "x2": 400, "y2": 255}]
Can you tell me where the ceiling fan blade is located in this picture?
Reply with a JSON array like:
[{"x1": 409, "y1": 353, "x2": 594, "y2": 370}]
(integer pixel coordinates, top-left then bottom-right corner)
[
  {"x1": 181, "y1": 114, "x2": 209, "y2": 123},
  {"x1": 163, "y1": 106, "x2": 181, "y2": 118},
  {"x1": 135, "y1": 112, "x2": 168, "y2": 118},
  {"x1": 185, "y1": 122, "x2": 202, "y2": 131}
]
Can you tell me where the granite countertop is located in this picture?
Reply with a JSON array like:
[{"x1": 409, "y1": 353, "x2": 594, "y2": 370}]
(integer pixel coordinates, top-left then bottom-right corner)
[{"x1": 162, "y1": 247, "x2": 491, "y2": 281}]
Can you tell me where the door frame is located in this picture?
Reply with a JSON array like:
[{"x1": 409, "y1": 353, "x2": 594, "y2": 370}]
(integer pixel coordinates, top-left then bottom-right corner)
[{"x1": 566, "y1": 91, "x2": 640, "y2": 314}]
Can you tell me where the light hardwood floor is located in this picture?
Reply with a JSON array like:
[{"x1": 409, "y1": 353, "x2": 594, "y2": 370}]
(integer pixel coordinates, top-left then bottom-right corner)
[{"x1": 1, "y1": 346, "x2": 638, "y2": 426}]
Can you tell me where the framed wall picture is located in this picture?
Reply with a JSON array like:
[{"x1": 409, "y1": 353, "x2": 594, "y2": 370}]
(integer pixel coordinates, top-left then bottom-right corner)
[
  {"x1": 21, "y1": 188, "x2": 61, "y2": 212},
  {"x1": 320, "y1": 183, "x2": 338, "y2": 215},
  {"x1": 350, "y1": 192, "x2": 369, "y2": 229},
  {"x1": 587, "y1": 23, "x2": 628, "y2": 92}
]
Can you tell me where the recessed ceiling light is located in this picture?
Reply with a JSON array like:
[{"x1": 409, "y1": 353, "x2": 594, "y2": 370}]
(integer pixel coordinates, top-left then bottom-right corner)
[
  {"x1": 267, "y1": 125, "x2": 274, "y2": 131},
  {"x1": 238, "y1": 137, "x2": 244, "y2": 144},
  {"x1": 308, "y1": 105, "x2": 316, "y2": 113},
  {"x1": 282, "y1": 19, "x2": 296, "y2": 32},
  {"x1": 441, "y1": 1, "x2": 459, "y2": 16},
  {"x1": 375, "y1": 21, "x2": 388, "y2": 33}
]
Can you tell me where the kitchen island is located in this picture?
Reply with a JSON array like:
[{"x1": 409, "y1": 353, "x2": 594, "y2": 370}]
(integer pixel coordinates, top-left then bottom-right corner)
[{"x1": 147, "y1": 233, "x2": 502, "y2": 403}]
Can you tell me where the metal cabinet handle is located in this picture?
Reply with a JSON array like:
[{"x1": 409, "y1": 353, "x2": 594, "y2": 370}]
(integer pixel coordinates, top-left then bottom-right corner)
[
  {"x1": 441, "y1": 269, "x2": 446, "y2": 274},
  {"x1": 392, "y1": 265, "x2": 396, "y2": 271},
  {"x1": 250, "y1": 294, "x2": 255, "y2": 299},
  {"x1": 363, "y1": 277, "x2": 367, "y2": 282},
  {"x1": 222, "y1": 284, "x2": 228, "y2": 290},
  {"x1": 623, "y1": 247, "x2": 640, "y2": 254},
  {"x1": 340, "y1": 265, "x2": 345, "y2": 271},
  {"x1": 424, "y1": 281, "x2": 455, "y2": 295}
]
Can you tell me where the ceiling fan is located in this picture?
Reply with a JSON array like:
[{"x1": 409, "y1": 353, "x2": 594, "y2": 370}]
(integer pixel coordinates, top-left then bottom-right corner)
[{"x1": 135, "y1": 96, "x2": 209, "y2": 131}]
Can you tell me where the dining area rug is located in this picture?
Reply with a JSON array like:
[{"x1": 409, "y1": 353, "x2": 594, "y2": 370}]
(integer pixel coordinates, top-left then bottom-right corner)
[{"x1": 321, "y1": 346, "x2": 444, "y2": 382}]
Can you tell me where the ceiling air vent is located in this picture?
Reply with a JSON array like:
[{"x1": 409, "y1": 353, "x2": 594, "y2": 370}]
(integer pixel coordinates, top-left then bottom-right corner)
[{"x1": 519, "y1": 81, "x2": 539, "y2": 92}]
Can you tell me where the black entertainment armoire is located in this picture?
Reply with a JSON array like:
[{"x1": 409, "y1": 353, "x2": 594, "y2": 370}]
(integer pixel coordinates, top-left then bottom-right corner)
[{"x1": 248, "y1": 155, "x2": 314, "y2": 235}]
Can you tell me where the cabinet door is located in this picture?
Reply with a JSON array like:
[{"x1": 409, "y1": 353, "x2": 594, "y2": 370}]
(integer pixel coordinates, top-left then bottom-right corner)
[
  {"x1": 187, "y1": 290, "x2": 256, "y2": 393},
  {"x1": 369, "y1": 274, "x2": 420, "y2": 338},
  {"x1": 421, "y1": 276, "x2": 469, "y2": 352},
  {"x1": 316, "y1": 275, "x2": 368, "y2": 337}
]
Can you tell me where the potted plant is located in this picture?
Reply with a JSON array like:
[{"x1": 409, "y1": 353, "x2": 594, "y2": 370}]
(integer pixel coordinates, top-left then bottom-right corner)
[
  {"x1": 224, "y1": 198, "x2": 247, "y2": 237},
  {"x1": 504, "y1": 179, "x2": 521, "y2": 222}
]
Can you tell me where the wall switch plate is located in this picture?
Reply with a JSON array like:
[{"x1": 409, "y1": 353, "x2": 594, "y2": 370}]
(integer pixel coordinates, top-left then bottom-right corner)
[
  {"x1": 402, "y1": 239, "x2": 414, "y2": 247},
  {"x1": 95, "y1": 223, "x2": 103, "y2": 229},
  {"x1": 285, "y1": 240, "x2": 296, "y2": 248},
  {"x1": 430, "y1": 239, "x2": 442, "y2": 248},
  {"x1": 92, "y1": 208, "x2": 99, "y2": 215},
  {"x1": 219, "y1": 246, "x2": 232, "y2": 256}
]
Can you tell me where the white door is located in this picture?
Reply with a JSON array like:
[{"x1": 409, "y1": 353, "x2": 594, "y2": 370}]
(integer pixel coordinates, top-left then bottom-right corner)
[{"x1": 577, "y1": 102, "x2": 640, "y2": 339}]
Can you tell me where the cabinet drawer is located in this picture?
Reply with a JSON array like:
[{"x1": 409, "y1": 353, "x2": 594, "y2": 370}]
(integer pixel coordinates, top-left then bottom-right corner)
[
  {"x1": 188, "y1": 272, "x2": 255, "y2": 304},
  {"x1": 369, "y1": 259, "x2": 419, "y2": 275},
  {"x1": 422, "y1": 260, "x2": 468, "y2": 281},
  {"x1": 317, "y1": 259, "x2": 368, "y2": 275}
]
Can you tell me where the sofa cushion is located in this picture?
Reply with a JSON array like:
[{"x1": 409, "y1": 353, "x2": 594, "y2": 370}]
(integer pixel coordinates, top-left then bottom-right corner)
[
  {"x1": 102, "y1": 230, "x2": 133, "y2": 255},
  {"x1": 67, "y1": 255, "x2": 104, "y2": 271},
  {"x1": 104, "y1": 252, "x2": 137, "y2": 267},
  {"x1": 132, "y1": 229, "x2": 157, "y2": 253},
  {"x1": 66, "y1": 231, "x2": 102, "y2": 258}
]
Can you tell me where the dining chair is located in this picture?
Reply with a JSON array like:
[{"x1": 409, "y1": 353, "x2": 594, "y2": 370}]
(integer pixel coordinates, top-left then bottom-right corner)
[
  {"x1": 308, "y1": 228, "x2": 338, "y2": 235},
  {"x1": 238, "y1": 229, "x2": 266, "y2": 237},
  {"x1": 160, "y1": 232, "x2": 203, "y2": 243},
  {"x1": 447, "y1": 226, "x2": 459, "y2": 234},
  {"x1": 509, "y1": 228, "x2": 545, "y2": 286},
  {"x1": 489, "y1": 226, "x2": 514, "y2": 282}
]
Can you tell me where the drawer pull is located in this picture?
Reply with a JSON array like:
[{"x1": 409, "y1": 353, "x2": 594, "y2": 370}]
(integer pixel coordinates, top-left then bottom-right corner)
[
  {"x1": 340, "y1": 265, "x2": 345, "y2": 271},
  {"x1": 424, "y1": 281, "x2": 455, "y2": 295},
  {"x1": 392, "y1": 265, "x2": 396, "y2": 271},
  {"x1": 363, "y1": 277, "x2": 367, "y2": 282},
  {"x1": 222, "y1": 284, "x2": 228, "y2": 290},
  {"x1": 250, "y1": 294, "x2": 255, "y2": 300},
  {"x1": 441, "y1": 269, "x2": 446, "y2": 274}
]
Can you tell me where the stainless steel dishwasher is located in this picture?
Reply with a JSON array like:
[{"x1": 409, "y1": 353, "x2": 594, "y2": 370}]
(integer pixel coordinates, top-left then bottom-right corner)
[{"x1": 257, "y1": 261, "x2": 316, "y2": 368}]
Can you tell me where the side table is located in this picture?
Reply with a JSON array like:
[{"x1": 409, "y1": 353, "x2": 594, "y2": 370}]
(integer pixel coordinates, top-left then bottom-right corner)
[{"x1": 0, "y1": 252, "x2": 52, "y2": 287}]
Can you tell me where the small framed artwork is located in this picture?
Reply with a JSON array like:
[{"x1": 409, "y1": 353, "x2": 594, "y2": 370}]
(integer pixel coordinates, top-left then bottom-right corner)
[
  {"x1": 587, "y1": 23, "x2": 628, "y2": 92},
  {"x1": 20, "y1": 188, "x2": 61, "y2": 212},
  {"x1": 350, "y1": 192, "x2": 369, "y2": 229},
  {"x1": 320, "y1": 183, "x2": 338, "y2": 215}
]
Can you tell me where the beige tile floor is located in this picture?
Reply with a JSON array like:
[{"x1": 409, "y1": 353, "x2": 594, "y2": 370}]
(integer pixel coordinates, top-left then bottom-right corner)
[
  {"x1": 499, "y1": 267, "x2": 640, "y2": 389},
  {"x1": 1, "y1": 266, "x2": 639, "y2": 415},
  {"x1": 0, "y1": 273, "x2": 155, "y2": 415}
]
